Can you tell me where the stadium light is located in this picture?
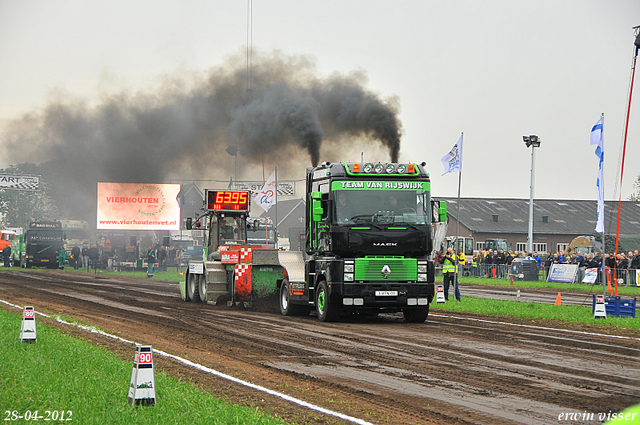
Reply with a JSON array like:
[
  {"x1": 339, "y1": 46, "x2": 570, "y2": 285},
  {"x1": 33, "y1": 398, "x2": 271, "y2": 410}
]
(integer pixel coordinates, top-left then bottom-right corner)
[{"x1": 523, "y1": 135, "x2": 540, "y2": 253}]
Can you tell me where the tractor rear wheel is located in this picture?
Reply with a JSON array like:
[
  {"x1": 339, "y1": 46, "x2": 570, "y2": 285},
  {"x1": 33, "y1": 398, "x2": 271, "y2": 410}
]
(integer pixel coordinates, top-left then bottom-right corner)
[
  {"x1": 198, "y1": 274, "x2": 208, "y2": 303},
  {"x1": 187, "y1": 273, "x2": 201, "y2": 302}
]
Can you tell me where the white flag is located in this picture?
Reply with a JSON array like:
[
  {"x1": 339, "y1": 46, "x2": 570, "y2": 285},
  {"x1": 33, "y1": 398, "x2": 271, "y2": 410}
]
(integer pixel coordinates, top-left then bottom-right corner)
[
  {"x1": 591, "y1": 117, "x2": 604, "y2": 233},
  {"x1": 253, "y1": 170, "x2": 277, "y2": 212},
  {"x1": 441, "y1": 135, "x2": 463, "y2": 176}
]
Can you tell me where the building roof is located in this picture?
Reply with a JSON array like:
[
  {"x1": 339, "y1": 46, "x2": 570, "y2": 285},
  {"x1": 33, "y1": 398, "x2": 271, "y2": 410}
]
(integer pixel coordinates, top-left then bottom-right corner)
[{"x1": 434, "y1": 197, "x2": 640, "y2": 236}]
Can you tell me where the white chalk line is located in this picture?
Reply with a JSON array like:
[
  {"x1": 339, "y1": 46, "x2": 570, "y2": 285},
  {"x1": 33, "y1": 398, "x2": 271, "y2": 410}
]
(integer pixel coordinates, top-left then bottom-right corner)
[
  {"x1": 430, "y1": 313, "x2": 640, "y2": 341},
  {"x1": 1, "y1": 299, "x2": 374, "y2": 425}
]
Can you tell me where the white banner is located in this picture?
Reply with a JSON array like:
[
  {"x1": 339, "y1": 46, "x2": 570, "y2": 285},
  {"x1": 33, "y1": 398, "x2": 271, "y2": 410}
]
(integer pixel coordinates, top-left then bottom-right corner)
[
  {"x1": 547, "y1": 263, "x2": 579, "y2": 283},
  {"x1": 235, "y1": 181, "x2": 294, "y2": 196},
  {"x1": 0, "y1": 174, "x2": 39, "y2": 190},
  {"x1": 97, "y1": 182, "x2": 181, "y2": 230},
  {"x1": 583, "y1": 267, "x2": 598, "y2": 284}
]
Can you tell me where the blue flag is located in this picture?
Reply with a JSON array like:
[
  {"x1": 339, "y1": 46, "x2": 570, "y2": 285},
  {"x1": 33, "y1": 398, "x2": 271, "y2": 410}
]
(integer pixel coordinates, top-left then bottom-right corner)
[{"x1": 590, "y1": 117, "x2": 604, "y2": 233}]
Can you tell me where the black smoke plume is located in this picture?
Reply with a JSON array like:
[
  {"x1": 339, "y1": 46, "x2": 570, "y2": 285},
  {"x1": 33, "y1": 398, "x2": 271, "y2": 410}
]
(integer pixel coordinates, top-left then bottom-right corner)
[{"x1": 0, "y1": 50, "x2": 402, "y2": 223}]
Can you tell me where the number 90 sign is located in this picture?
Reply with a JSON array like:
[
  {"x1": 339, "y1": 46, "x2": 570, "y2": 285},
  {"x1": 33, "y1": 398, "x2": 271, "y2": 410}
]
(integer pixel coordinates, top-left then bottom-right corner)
[
  {"x1": 23, "y1": 309, "x2": 35, "y2": 318},
  {"x1": 136, "y1": 352, "x2": 153, "y2": 364}
]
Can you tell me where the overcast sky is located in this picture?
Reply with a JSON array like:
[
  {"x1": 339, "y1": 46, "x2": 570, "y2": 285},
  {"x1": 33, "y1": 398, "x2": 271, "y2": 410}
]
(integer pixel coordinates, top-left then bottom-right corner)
[{"x1": 0, "y1": 0, "x2": 638, "y2": 202}]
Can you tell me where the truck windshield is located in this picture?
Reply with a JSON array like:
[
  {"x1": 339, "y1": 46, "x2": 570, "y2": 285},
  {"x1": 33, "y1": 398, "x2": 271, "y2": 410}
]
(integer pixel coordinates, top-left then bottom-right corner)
[
  {"x1": 65, "y1": 230, "x2": 90, "y2": 240},
  {"x1": 171, "y1": 240, "x2": 196, "y2": 249},
  {"x1": 333, "y1": 189, "x2": 430, "y2": 225},
  {"x1": 28, "y1": 231, "x2": 63, "y2": 242},
  {"x1": 486, "y1": 240, "x2": 508, "y2": 251},
  {"x1": 247, "y1": 228, "x2": 276, "y2": 244}
]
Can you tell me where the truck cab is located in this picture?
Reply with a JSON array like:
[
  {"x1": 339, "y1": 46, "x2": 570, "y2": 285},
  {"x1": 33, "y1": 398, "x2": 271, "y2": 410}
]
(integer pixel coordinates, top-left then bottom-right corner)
[
  {"x1": 25, "y1": 221, "x2": 64, "y2": 268},
  {"x1": 484, "y1": 238, "x2": 509, "y2": 253},
  {"x1": 246, "y1": 217, "x2": 278, "y2": 249},
  {"x1": 289, "y1": 161, "x2": 446, "y2": 322}
]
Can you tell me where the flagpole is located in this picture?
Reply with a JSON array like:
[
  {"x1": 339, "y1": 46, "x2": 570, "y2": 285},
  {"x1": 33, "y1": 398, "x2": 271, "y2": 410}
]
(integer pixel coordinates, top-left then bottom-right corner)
[
  {"x1": 613, "y1": 31, "x2": 639, "y2": 296},
  {"x1": 454, "y1": 133, "x2": 463, "y2": 299},
  {"x1": 275, "y1": 167, "x2": 279, "y2": 249},
  {"x1": 600, "y1": 113, "x2": 606, "y2": 298},
  {"x1": 261, "y1": 156, "x2": 267, "y2": 247}
]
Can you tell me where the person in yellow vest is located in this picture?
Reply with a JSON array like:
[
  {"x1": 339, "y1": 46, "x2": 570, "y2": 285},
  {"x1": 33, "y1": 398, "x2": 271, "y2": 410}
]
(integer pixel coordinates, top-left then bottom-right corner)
[
  {"x1": 439, "y1": 247, "x2": 461, "y2": 301},
  {"x1": 458, "y1": 250, "x2": 466, "y2": 264},
  {"x1": 471, "y1": 251, "x2": 479, "y2": 277},
  {"x1": 458, "y1": 250, "x2": 466, "y2": 276}
]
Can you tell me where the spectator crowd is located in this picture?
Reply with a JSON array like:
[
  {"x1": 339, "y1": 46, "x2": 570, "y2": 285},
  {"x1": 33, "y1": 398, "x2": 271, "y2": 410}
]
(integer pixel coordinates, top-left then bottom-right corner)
[{"x1": 436, "y1": 248, "x2": 640, "y2": 285}]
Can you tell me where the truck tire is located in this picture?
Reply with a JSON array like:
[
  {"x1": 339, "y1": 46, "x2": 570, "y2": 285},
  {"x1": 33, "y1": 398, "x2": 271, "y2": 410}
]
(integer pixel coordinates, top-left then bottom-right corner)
[
  {"x1": 197, "y1": 274, "x2": 207, "y2": 303},
  {"x1": 403, "y1": 305, "x2": 429, "y2": 323},
  {"x1": 316, "y1": 280, "x2": 339, "y2": 322},
  {"x1": 187, "y1": 273, "x2": 201, "y2": 302},
  {"x1": 280, "y1": 279, "x2": 310, "y2": 316}
]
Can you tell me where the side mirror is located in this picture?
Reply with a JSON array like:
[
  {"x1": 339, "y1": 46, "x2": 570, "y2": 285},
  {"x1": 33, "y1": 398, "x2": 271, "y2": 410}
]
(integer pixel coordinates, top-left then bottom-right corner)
[
  {"x1": 311, "y1": 192, "x2": 323, "y2": 222},
  {"x1": 438, "y1": 201, "x2": 447, "y2": 222}
]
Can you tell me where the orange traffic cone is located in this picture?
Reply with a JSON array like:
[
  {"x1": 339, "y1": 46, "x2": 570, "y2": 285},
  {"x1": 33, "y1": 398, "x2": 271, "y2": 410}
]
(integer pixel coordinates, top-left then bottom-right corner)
[{"x1": 554, "y1": 292, "x2": 561, "y2": 306}]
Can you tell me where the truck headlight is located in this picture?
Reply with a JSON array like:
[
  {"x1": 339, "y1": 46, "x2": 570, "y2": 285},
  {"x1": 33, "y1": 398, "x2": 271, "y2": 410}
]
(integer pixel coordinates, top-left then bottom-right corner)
[
  {"x1": 344, "y1": 260, "x2": 355, "y2": 282},
  {"x1": 417, "y1": 260, "x2": 427, "y2": 282}
]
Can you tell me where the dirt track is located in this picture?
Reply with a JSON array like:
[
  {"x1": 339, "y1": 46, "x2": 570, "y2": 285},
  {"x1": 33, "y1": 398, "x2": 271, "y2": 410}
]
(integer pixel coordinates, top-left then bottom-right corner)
[{"x1": 1, "y1": 269, "x2": 639, "y2": 425}]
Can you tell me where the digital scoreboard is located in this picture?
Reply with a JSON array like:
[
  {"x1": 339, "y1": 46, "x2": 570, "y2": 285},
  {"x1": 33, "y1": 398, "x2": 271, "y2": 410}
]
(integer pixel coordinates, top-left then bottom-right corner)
[{"x1": 205, "y1": 190, "x2": 250, "y2": 212}]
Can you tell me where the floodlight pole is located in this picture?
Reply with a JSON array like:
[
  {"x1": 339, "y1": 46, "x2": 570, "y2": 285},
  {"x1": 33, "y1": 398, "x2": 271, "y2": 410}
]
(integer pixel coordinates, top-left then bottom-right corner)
[
  {"x1": 527, "y1": 146, "x2": 536, "y2": 253},
  {"x1": 523, "y1": 135, "x2": 540, "y2": 254}
]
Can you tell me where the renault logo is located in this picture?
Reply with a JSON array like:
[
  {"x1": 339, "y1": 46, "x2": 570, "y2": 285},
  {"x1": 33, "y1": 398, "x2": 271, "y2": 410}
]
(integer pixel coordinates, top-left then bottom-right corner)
[{"x1": 381, "y1": 265, "x2": 391, "y2": 279}]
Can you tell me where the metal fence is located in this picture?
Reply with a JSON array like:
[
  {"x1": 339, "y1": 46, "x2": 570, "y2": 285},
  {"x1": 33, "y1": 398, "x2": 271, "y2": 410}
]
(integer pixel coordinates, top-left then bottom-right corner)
[
  {"x1": 435, "y1": 264, "x2": 512, "y2": 279},
  {"x1": 435, "y1": 264, "x2": 640, "y2": 286}
]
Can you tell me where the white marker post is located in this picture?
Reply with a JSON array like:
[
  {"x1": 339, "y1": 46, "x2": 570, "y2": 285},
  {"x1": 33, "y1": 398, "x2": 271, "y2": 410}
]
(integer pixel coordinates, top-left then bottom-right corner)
[
  {"x1": 20, "y1": 306, "x2": 37, "y2": 343},
  {"x1": 435, "y1": 285, "x2": 446, "y2": 303},
  {"x1": 593, "y1": 295, "x2": 607, "y2": 319},
  {"x1": 127, "y1": 345, "x2": 156, "y2": 405}
]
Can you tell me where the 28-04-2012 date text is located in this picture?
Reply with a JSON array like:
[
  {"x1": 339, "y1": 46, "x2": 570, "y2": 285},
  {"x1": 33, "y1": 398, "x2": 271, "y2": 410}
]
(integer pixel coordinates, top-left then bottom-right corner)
[{"x1": 4, "y1": 411, "x2": 72, "y2": 421}]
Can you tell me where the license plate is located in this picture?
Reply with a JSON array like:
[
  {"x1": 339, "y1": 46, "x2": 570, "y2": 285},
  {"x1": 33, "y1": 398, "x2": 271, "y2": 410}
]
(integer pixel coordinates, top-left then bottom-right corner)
[
  {"x1": 41, "y1": 259, "x2": 49, "y2": 262},
  {"x1": 375, "y1": 291, "x2": 398, "y2": 296}
]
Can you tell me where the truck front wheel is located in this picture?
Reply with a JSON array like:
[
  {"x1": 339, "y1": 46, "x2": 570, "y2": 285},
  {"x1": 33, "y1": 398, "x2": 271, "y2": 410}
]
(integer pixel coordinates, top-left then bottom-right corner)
[
  {"x1": 316, "y1": 280, "x2": 339, "y2": 322},
  {"x1": 403, "y1": 305, "x2": 429, "y2": 323}
]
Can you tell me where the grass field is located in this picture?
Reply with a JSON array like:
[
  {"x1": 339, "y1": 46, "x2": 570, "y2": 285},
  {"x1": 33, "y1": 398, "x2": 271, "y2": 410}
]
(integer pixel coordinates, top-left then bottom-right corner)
[
  {"x1": 430, "y1": 297, "x2": 640, "y2": 330},
  {"x1": 39, "y1": 266, "x2": 186, "y2": 284},
  {"x1": 446, "y1": 274, "x2": 640, "y2": 296},
  {"x1": 0, "y1": 307, "x2": 287, "y2": 425}
]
